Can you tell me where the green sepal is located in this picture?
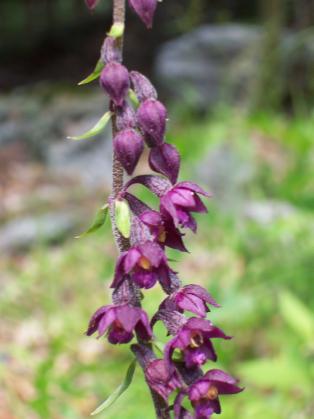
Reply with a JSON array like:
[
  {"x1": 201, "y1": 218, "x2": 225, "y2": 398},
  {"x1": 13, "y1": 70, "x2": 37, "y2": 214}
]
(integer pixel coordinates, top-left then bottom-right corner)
[
  {"x1": 68, "y1": 111, "x2": 112, "y2": 140},
  {"x1": 128, "y1": 89, "x2": 140, "y2": 107},
  {"x1": 107, "y1": 22, "x2": 125, "y2": 38},
  {"x1": 167, "y1": 258, "x2": 179, "y2": 262},
  {"x1": 140, "y1": 290, "x2": 145, "y2": 300},
  {"x1": 75, "y1": 205, "x2": 109, "y2": 238},
  {"x1": 91, "y1": 358, "x2": 137, "y2": 415},
  {"x1": 78, "y1": 59, "x2": 104, "y2": 85},
  {"x1": 115, "y1": 200, "x2": 131, "y2": 238}
]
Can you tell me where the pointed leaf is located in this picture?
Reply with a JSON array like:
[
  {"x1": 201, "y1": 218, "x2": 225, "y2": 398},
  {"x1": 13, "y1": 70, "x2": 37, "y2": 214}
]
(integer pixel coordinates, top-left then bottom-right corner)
[
  {"x1": 279, "y1": 289, "x2": 314, "y2": 343},
  {"x1": 115, "y1": 200, "x2": 131, "y2": 238},
  {"x1": 68, "y1": 111, "x2": 112, "y2": 140},
  {"x1": 75, "y1": 205, "x2": 109, "y2": 238},
  {"x1": 78, "y1": 59, "x2": 105, "y2": 85},
  {"x1": 128, "y1": 89, "x2": 140, "y2": 107},
  {"x1": 107, "y1": 22, "x2": 125, "y2": 38},
  {"x1": 91, "y1": 358, "x2": 137, "y2": 415},
  {"x1": 167, "y1": 258, "x2": 179, "y2": 262}
]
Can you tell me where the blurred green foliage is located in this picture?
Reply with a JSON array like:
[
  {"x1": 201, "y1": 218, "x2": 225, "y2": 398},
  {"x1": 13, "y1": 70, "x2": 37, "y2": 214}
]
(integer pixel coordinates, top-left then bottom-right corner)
[{"x1": 1, "y1": 108, "x2": 314, "y2": 419}]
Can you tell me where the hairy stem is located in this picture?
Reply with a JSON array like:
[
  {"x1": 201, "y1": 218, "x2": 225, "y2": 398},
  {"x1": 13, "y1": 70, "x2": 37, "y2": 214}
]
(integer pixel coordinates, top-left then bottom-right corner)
[{"x1": 109, "y1": 0, "x2": 129, "y2": 254}]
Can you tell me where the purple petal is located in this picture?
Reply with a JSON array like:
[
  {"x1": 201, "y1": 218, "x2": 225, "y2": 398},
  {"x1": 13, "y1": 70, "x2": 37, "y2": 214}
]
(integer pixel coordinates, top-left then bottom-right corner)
[
  {"x1": 149, "y1": 143, "x2": 181, "y2": 185},
  {"x1": 189, "y1": 381, "x2": 210, "y2": 400},
  {"x1": 108, "y1": 329, "x2": 134, "y2": 344},
  {"x1": 85, "y1": 305, "x2": 111, "y2": 336},
  {"x1": 209, "y1": 398, "x2": 221, "y2": 414},
  {"x1": 194, "y1": 403, "x2": 214, "y2": 419},
  {"x1": 132, "y1": 269, "x2": 158, "y2": 289},
  {"x1": 124, "y1": 193, "x2": 152, "y2": 216},
  {"x1": 179, "y1": 407, "x2": 196, "y2": 419},
  {"x1": 115, "y1": 305, "x2": 141, "y2": 332},
  {"x1": 123, "y1": 248, "x2": 142, "y2": 273},
  {"x1": 185, "y1": 194, "x2": 208, "y2": 214},
  {"x1": 183, "y1": 285, "x2": 221, "y2": 308},
  {"x1": 136, "y1": 310, "x2": 155, "y2": 341},
  {"x1": 164, "y1": 223, "x2": 189, "y2": 253},
  {"x1": 160, "y1": 194, "x2": 180, "y2": 227},
  {"x1": 163, "y1": 338, "x2": 176, "y2": 373},
  {"x1": 203, "y1": 369, "x2": 243, "y2": 395},
  {"x1": 184, "y1": 348, "x2": 207, "y2": 368},
  {"x1": 177, "y1": 294, "x2": 208, "y2": 318},
  {"x1": 170, "y1": 188, "x2": 196, "y2": 207},
  {"x1": 199, "y1": 341, "x2": 217, "y2": 362},
  {"x1": 174, "y1": 390, "x2": 188, "y2": 419},
  {"x1": 176, "y1": 182, "x2": 213, "y2": 199},
  {"x1": 97, "y1": 307, "x2": 117, "y2": 338},
  {"x1": 139, "y1": 210, "x2": 162, "y2": 226},
  {"x1": 111, "y1": 253, "x2": 128, "y2": 288},
  {"x1": 137, "y1": 241, "x2": 163, "y2": 267},
  {"x1": 114, "y1": 129, "x2": 144, "y2": 176},
  {"x1": 121, "y1": 175, "x2": 172, "y2": 199},
  {"x1": 156, "y1": 263, "x2": 172, "y2": 290}
]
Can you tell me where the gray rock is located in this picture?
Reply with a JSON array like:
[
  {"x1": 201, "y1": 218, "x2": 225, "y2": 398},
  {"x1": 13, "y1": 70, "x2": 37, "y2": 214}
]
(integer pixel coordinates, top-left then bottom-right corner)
[
  {"x1": 154, "y1": 24, "x2": 314, "y2": 110},
  {"x1": 0, "y1": 212, "x2": 79, "y2": 253}
]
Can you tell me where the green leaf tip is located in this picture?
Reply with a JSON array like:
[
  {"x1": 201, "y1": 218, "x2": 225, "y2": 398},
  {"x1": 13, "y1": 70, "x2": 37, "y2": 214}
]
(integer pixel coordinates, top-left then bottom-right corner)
[
  {"x1": 68, "y1": 111, "x2": 112, "y2": 140},
  {"x1": 128, "y1": 89, "x2": 140, "y2": 107},
  {"x1": 78, "y1": 59, "x2": 104, "y2": 85},
  {"x1": 115, "y1": 200, "x2": 131, "y2": 238},
  {"x1": 107, "y1": 22, "x2": 125, "y2": 38},
  {"x1": 91, "y1": 358, "x2": 137, "y2": 415},
  {"x1": 75, "y1": 205, "x2": 109, "y2": 238}
]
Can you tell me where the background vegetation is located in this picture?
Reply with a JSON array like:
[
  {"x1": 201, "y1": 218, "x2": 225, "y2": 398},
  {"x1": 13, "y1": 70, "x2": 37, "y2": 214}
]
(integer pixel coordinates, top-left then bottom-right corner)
[{"x1": 1, "y1": 1, "x2": 314, "y2": 418}]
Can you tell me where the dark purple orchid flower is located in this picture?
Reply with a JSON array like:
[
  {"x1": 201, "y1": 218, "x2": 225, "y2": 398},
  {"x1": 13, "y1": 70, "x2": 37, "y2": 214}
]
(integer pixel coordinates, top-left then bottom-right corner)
[
  {"x1": 138, "y1": 210, "x2": 188, "y2": 253},
  {"x1": 149, "y1": 143, "x2": 181, "y2": 185},
  {"x1": 137, "y1": 100, "x2": 167, "y2": 145},
  {"x1": 111, "y1": 241, "x2": 175, "y2": 290},
  {"x1": 120, "y1": 176, "x2": 212, "y2": 233},
  {"x1": 160, "y1": 285, "x2": 221, "y2": 318},
  {"x1": 85, "y1": 304, "x2": 154, "y2": 344},
  {"x1": 100, "y1": 62, "x2": 130, "y2": 106},
  {"x1": 114, "y1": 129, "x2": 144, "y2": 176},
  {"x1": 164, "y1": 318, "x2": 231, "y2": 370},
  {"x1": 129, "y1": 0, "x2": 157, "y2": 28},
  {"x1": 145, "y1": 359, "x2": 184, "y2": 403},
  {"x1": 174, "y1": 369, "x2": 243, "y2": 419},
  {"x1": 160, "y1": 182, "x2": 212, "y2": 233},
  {"x1": 85, "y1": 0, "x2": 100, "y2": 13}
]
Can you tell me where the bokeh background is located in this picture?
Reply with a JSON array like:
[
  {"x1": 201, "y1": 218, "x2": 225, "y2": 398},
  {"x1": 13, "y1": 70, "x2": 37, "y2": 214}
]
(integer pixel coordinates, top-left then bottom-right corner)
[{"x1": 1, "y1": 1, "x2": 314, "y2": 418}]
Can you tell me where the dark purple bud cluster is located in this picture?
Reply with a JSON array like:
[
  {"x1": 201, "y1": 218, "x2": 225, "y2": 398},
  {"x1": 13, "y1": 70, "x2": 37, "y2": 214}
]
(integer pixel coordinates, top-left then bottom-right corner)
[{"x1": 85, "y1": 15, "x2": 243, "y2": 419}]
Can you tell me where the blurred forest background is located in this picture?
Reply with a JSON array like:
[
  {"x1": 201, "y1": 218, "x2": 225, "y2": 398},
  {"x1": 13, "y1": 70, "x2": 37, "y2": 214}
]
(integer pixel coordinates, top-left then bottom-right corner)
[{"x1": 1, "y1": 1, "x2": 314, "y2": 418}]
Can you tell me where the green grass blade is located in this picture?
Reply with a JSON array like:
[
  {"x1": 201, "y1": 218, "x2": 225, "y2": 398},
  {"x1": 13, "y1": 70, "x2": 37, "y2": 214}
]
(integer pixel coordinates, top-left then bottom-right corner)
[
  {"x1": 68, "y1": 111, "x2": 112, "y2": 140},
  {"x1": 91, "y1": 358, "x2": 137, "y2": 416},
  {"x1": 75, "y1": 205, "x2": 109, "y2": 238},
  {"x1": 78, "y1": 59, "x2": 104, "y2": 85}
]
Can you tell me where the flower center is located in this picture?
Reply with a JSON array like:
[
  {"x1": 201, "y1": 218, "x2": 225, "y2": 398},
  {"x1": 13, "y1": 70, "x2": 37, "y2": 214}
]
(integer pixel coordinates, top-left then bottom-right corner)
[
  {"x1": 189, "y1": 331, "x2": 203, "y2": 348},
  {"x1": 138, "y1": 255, "x2": 152, "y2": 270},
  {"x1": 158, "y1": 229, "x2": 166, "y2": 242},
  {"x1": 207, "y1": 384, "x2": 218, "y2": 400}
]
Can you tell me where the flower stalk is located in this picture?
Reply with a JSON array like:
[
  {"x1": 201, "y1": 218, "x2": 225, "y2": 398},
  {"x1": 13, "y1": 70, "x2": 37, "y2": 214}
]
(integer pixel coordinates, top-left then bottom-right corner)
[{"x1": 81, "y1": 0, "x2": 244, "y2": 417}]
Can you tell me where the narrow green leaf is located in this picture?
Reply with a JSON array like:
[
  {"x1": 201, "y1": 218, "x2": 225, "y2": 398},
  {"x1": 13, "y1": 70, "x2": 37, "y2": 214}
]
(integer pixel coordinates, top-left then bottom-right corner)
[
  {"x1": 140, "y1": 290, "x2": 145, "y2": 300},
  {"x1": 115, "y1": 200, "x2": 131, "y2": 238},
  {"x1": 75, "y1": 205, "x2": 109, "y2": 238},
  {"x1": 78, "y1": 59, "x2": 104, "y2": 85},
  {"x1": 68, "y1": 111, "x2": 112, "y2": 140},
  {"x1": 279, "y1": 289, "x2": 314, "y2": 343},
  {"x1": 167, "y1": 258, "x2": 179, "y2": 262},
  {"x1": 91, "y1": 358, "x2": 137, "y2": 416},
  {"x1": 128, "y1": 89, "x2": 140, "y2": 107},
  {"x1": 107, "y1": 22, "x2": 125, "y2": 38}
]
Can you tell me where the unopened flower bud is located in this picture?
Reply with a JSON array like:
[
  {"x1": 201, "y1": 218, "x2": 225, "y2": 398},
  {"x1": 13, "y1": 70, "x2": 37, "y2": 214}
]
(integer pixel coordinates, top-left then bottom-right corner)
[
  {"x1": 100, "y1": 62, "x2": 130, "y2": 106},
  {"x1": 129, "y1": 0, "x2": 157, "y2": 28},
  {"x1": 130, "y1": 71, "x2": 157, "y2": 103},
  {"x1": 85, "y1": 0, "x2": 100, "y2": 13},
  {"x1": 114, "y1": 129, "x2": 144, "y2": 176},
  {"x1": 116, "y1": 100, "x2": 137, "y2": 130},
  {"x1": 101, "y1": 37, "x2": 122, "y2": 65},
  {"x1": 137, "y1": 100, "x2": 167, "y2": 145},
  {"x1": 149, "y1": 143, "x2": 180, "y2": 185}
]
